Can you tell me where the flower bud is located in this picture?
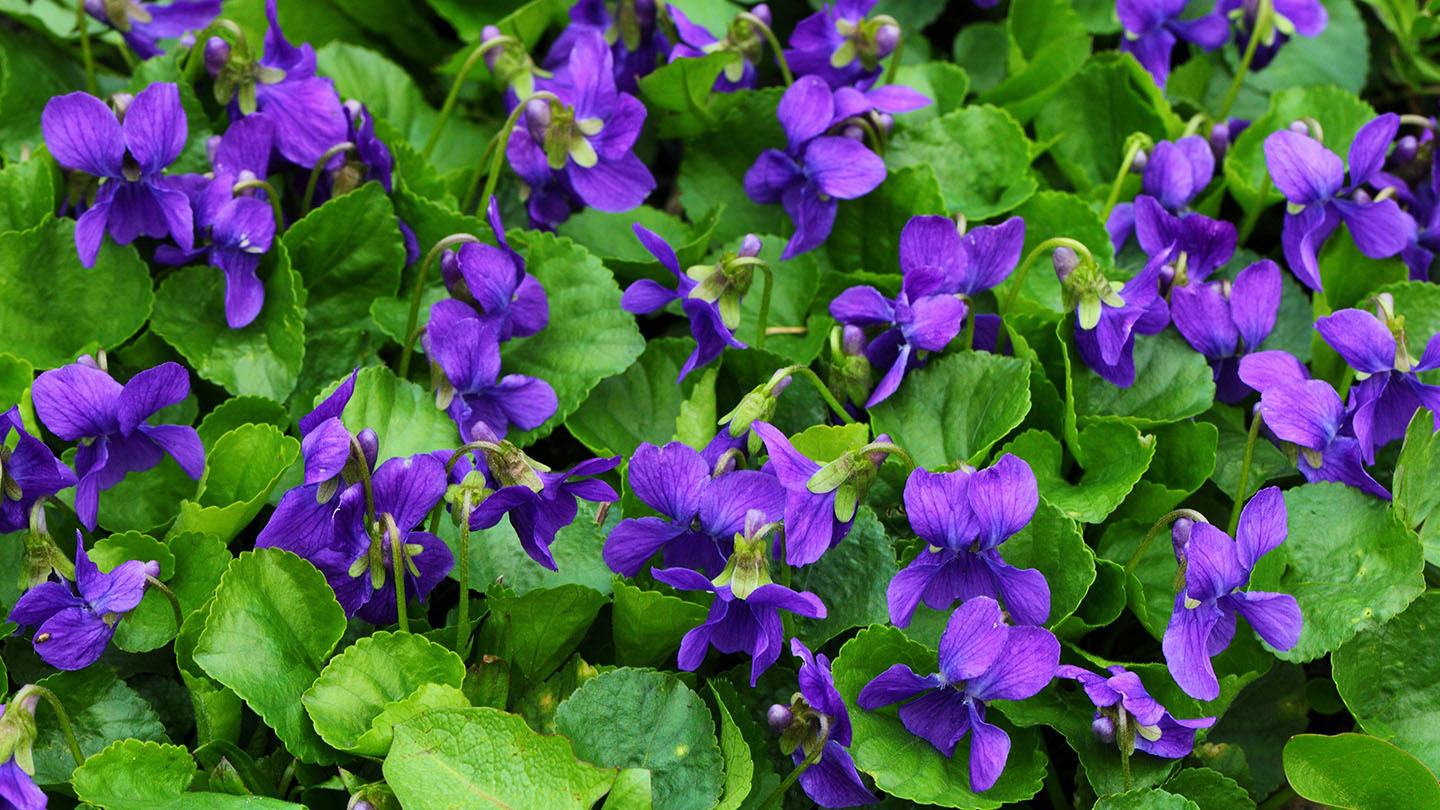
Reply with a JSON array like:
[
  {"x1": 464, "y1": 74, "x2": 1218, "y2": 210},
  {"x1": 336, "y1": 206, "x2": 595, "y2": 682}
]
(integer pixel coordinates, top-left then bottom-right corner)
[
  {"x1": 178, "y1": 31, "x2": 196, "y2": 49},
  {"x1": 1053, "y1": 246, "x2": 1080, "y2": 282},
  {"x1": 1287, "y1": 119, "x2": 1312, "y2": 137},
  {"x1": 481, "y1": 24, "x2": 505, "y2": 70},
  {"x1": 205, "y1": 36, "x2": 230, "y2": 77},
  {"x1": 1171, "y1": 517, "x2": 1194, "y2": 563},
  {"x1": 841, "y1": 124, "x2": 864, "y2": 141},
  {"x1": 842, "y1": 324, "x2": 867, "y2": 357},
  {"x1": 750, "y1": 3, "x2": 772, "y2": 26},
  {"x1": 0, "y1": 688, "x2": 41, "y2": 774},
  {"x1": 524, "y1": 98, "x2": 552, "y2": 144},
  {"x1": 110, "y1": 93, "x2": 134, "y2": 121},
  {"x1": 875, "y1": 111, "x2": 894, "y2": 135},
  {"x1": 205, "y1": 134, "x2": 222, "y2": 166},
  {"x1": 767, "y1": 704, "x2": 794, "y2": 732},
  {"x1": 874, "y1": 23, "x2": 901, "y2": 58},
  {"x1": 1208, "y1": 122, "x2": 1231, "y2": 161},
  {"x1": 1393, "y1": 134, "x2": 1419, "y2": 166},
  {"x1": 1130, "y1": 149, "x2": 1148, "y2": 173},
  {"x1": 356, "y1": 428, "x2": 379, "y2": 471},
  {"x1": 739, "y1": 234, "x2": 762, "y2": 258},
  {"x1": 1351, "y1": 188, "x2": 1372, "y2": 205},
  {"x1": 1092, "y1": 714, "x2": 1116, "y2": 744},
  {"x1": 143, "y1": 560, "x2": 161, "y2": 579}
]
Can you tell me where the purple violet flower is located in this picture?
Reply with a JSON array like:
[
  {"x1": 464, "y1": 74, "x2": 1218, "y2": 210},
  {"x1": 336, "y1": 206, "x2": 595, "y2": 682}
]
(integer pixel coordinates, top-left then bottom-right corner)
[
  {"x1": 246, "y1": 0, "x2": 348, "y2": 169},
  {"x1": 784, "y1": 0, "x2": 898, "y2": 90},
  {"x1": 669, "y1": 4, "x2": 770, "y2": 92},
  {"x1": 1056, "y1": 665, "x2": 1215, "y2": 758},
  {"x1": 1108, "y1": 136, "x2": 1217, "y2": 251},
  {"x1": 469, "y1": 450, "x2": 620, "y2": 571},
  {"x1": 743, "y1": 76, "x2": 886, "y2": 259},
  {"x1": 440, "y1": 198, "x2": 549, "y2": 343},
  {"x1": 1117, "y1": 0, "x2": 1229, "y2": 88},
  {"x1": 8, "y1": 534, "x2": 154, "y2": 670},
  {"x1": 1263, "y1": 114, "x2": 1411, "y2": 291},
  {"x1": 1217, "y1": 0, "x2": 1327, "y2": 70},
  {"x1": 603, "y1": 441, "x2": 784, "y2": 577},
  {"x1": 1, "y1": 407, "x2": 77, "y2": 535},
  {"x1": 1133, "y1": 194, "x2": 1237, "y2": 289},
  {"x1": 1162, "y1": 488, "x2": 1301, "y2": 700},
  {"x1": 887, "y1": 457, "x2": 1050, "y2": 628},
  {"x1": 1068, "y1": 247, "x2": 1172, "y2": 387},
  {"x1": 31, "y1": 360, "x2": 203, "y2": 531},
  {"x1": 857, "y1": 597, "x2": 1059, "y2": 792},
  {"x1": 83, "y1": 0, "x2": 221, "y2": 60},
  {"x1": 42, "y1": 83, "x2": 194, "y2": 267},
  {"x1": 769, "y1": 639, "x2": 878, "y2": 808},
  {"x1": 544, "y1": 0, "x2": 670, "y2": 94},
  {"x1": 425, "y1": 302, "x2": 558, "y2": 442},
  {"x1": 1171, "y1": 258, "x2": 1281, "y2": 402},
  {"x1": 0, "y1": 696, "x2": 46, "y2": 810}
]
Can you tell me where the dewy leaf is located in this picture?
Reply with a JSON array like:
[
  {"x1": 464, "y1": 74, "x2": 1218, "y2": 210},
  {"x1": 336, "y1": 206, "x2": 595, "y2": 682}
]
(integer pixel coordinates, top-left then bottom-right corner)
[
  {"x1": 831, "y1": 625, "x2": 1048, "y2": 808},
  {"x1": 1092, "y1": 789, "x2": 1201, "y2": 810},
  {"x1": 870, "y1": 350, "x2": 1032, "y2": 469},
  {"x1": 384, "y1": 706, "x2": 616, "y2": 810},
  {"x1": 477, "y1": 583, "x2": 609, "y2": 681},
  {"x1": 887, "y1": 105, "x2": 1037, "y2": 219},
  {"x1": 329, "y1": 365, "x2": 461, "y2": 463},
  {"x1": 303, "y1": 630, "x2": 466, "y2": 755},
  {"x1": 193, "y1": 549, "x2": 348, "y2": 764},
  {"x1": 791, "y1": 506, "x2": 899, "y2": 646},
  {"x1": 1333, "y1": 592, "x2": 1440, "y2": 775},
  {"x1": 1284, "y1": 734, "x2": 1440, "y2": 810},
  {"x1": 501, "y1": 231, "x2": 645, "y2": 446},
  {"x1": 567, "y1": 338, "x2": 710, "y2": 458},
  {"x1": 150, "y1": 243, "x2": 307, "y2": 402},
  {"x1": 170, "y1": 423, "x2": 301, "y2": 544},
  {"x1": 611, "y1": 578, "x2": 710, "y2": 668},
  {"x1": 555, "y1": 668, "x2": 725, "y2": 810},
  {"x1": 0, "y1": 217, "x2": 153, "y2": 369},
  {"x1": 1002, "y1": 422, "x2": 1155, "y2": 524},
  {"x1": 30, "y1": 667, "x2": 168, "y2": 785},
  {"x1": 1072, "y1": 331, "x2": 1217, "y2": 427}
]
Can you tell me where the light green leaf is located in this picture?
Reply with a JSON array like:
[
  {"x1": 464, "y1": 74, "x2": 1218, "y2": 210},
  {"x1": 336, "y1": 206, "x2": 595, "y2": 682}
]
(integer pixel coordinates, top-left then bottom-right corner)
[
  {"x1": 1002, "y1": 422, "x2": 1155, "y2": 523},
  {"x1": 567, "y1": 339, "x2": 711, "y2": 458},
  {"x1": 71, "y1": 738, "x2": 311, "y2": 810},
  {"x1": 196, "y1": 397, "x2": 291, "y2": 450},
  {"x1": 825, "y1": 164, "x2": 948, "y2": 277},
  {"x1": 1163, "y1": 768, "x2": 1256, "y2": 810},
  {"x1": 0, "y1": 152, "x2": 59, "y2": 233},
  {"x1": 31, "y1": 667, "x2": 167, "y2": 785},
  {"x1": 1284, "y1": 734, "x2": 1440, "y2": 810},
  {"x1": 1093, "y1": 789, "x2": 1201, "y2": 810},
  {"x1": 329, "y1": 365, "x2": 460, "y2": 463},
  {"x1": 448, "y1": 500, "x2": 617, "y2": 597},
  {"x1": 887, "y1": 105, "x2": 1037, "y2": 219},
  {"x1": 170, "y1": 424, "x2": 300, "y2": 544},
  {"x1": 1393, "y1": 409, "x2": 1440, "y2": 565},
  {"x1": 110, "y1": 532, "x2": 231, "y2": 653},
  {"x1": 709, "y1": 683, "x2": 753, "y2": 810},
  {"x1": 639, "y1": 51, "x2": 747, "y2": 138},
  {"x1": 977, "y1": 0, "x2": 1092, "y2": 122},
  {"x1": 1072, "y1": 331, "x2": 1217, "y2": 427},
  {"x1": 996, "y1": 190, "x2": 1116, "y2": 313},
  {"x1": 997, "y1": 497, "x2": 1096, "y2": 628}
]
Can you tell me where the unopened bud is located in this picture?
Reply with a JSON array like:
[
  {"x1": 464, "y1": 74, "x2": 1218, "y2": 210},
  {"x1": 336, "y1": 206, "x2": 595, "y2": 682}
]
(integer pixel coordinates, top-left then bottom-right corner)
[
  {"x1": 205, "y1": 135, "x2": 222, "y2": 167},
  {"x1": 1351, "y1": 188, "x2": 1372, "y2": 205},
  {"x1": 1393, "y1": 134, "x2": 1419, "y2": 165},
  {"x1": 110, "y1": 93, "x2": 134, "y2": 121},
  {"x1": 481, "y1": 25, "x2": 505, "y2": 70},
  {"x1": 874, "y1": 112, "x2": 894, "y2": 134},
  {"x1": 178, "y1": 32, "x2": 196, "y2": 49},
  {"x1": 842, "y1": 324, "x2": 867, "y2": 357},
  {"x1": 1092, "y1": 714, "x2": 1116, "y2": 744},
  {"x1": 1130, "y1": 149, "x2": 1148, "y2": 173},
  {"x1": 356, "y1": 429, "x2": 379, "y2": 471},
  {"x1": 767, "y1": 704, "x2": 794, "y2": 732},
  {"x1": 1053, "y1": 246, "x2": 1080, "y2": 281},
  {"x1": 204, "y1": 36, "x2": 230, "y2": 77},
  {"x1": 1208, "y1": 122, "x2": 1231, "y2": 160},
  {"x1": 841, "y1": 124, "x2": 864, "y2": 141},
  {"x1": 1172, "y1": 517, "x2": 1194, "y2": 562},
  {"x1": 524, "y1": 98, "x2": 552, "y2": 143},
  {"x1": 750, "y1": 3, "x2": 772, "y2": 26},
  {"x1": 739, "y1": 234, "x2": 762, "y2": 258},
  {"x1": 143, "y1": 560, "x2": 161, "y2": 579},
  {"x1": 874, "y1": 24, "x2": 901, "y2": 58}
]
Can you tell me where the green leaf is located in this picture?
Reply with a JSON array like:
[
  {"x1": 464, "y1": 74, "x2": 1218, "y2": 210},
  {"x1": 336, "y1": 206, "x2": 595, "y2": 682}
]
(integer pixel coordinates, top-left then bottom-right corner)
[
  {"x1": 1284, "y1": 734, "x2": 1440, "y2": 810},
  {"x1": 0, "y1": 152, "x2": 58, "y2": 233},
  {"x1": 709, "y1": 683, "x2": 754, "y2": 810},
  {"x1": 602, "y1": 769, "x2": 654, "y2": 810},
  {"x1": 1163, "y1": 768, "x2": 1256, "y2": 810},
  {"x1": 71, "y1": 738, "x2": 308, "y2": 810},
  {"x1": 566, "y1": 339, "x2": 715, "y2": 458},
  {"x1": 1206, "y1": 663, "x2": 1311, "y2": 798},
  {"x1": 556, "y1": 205, "x2": 717, "y2": 284},
  {"x1": 0, "y1": 352, "x2": 31, "y2": 414},
  {"x1": 887, "y1": 105, "x2": 1037, "y2": 219},
  {"x1": 825, "y1": 164, "x2": 948, "y2": 277},
  {"x1": 0, "y1": 28, "x2": 84, "y2": 160},
  {"x1": 303, "y1": 631, "x2": 466, "y2": 755},
  {"x1": 1093, "y1": 789, "x2": 1201, "y2": 810},
  {"x1": 832, "y1": 626, "x2": 1047, "y2": 807},
  {"x1": 556, "y1": 668, "x2": 724, "y2": 810},
  {"x1": 501, "y1": 232, "x2": 645, "y2": 446},
  {"x1": 193, "y1": 549, "x2": 348, "y2": 764},
  {"x1": 953, "y1": 23, "x2": 1009, "y2": 95},
  {"x1": 870, "y1": 351, "x2": 1031, "y2": 469},
  {"x1": 791, "y1": 506, "x2": 899, "y2": 645},
  {"x1": 733, "y1": 233, "x2": 827, "y2": 364},
  {"x1": 196, "y1": 397, "x2": 291, "y2": 450},
  {"x1": 478, "y1": 583, "x2": 609, "y2": 681},
  {"x1": 639, "y1": 52, "x2": 747, "y2": 138},
  {"x1": 1200, "y1": 403, "x2": 1294, "y2": 501},
  {"x1": 1072, "y1": 331, "x2": 1217, "y2": 427},
  {"x1": 31, "y1": 667, "x2": 167, "y2": 785},
  {"x1": 1393, "y1": 409, "x2": 1440, "y2": 565},
  {"x1": 1002, "y1": 421, "x2": 1155, "y2": 523},
  {"x1": 425, "y1": 0, "x2": 569, "y2": 47},
  {"x1": 890, "y1": 63, "x2": 971, "y2": 130},
  {"x1": 977, "y1": 0, "x2": 1092, "y2": 122},
  {"x1": 611, "y1": 579, "x2": 709, "y2": 668},
  {"x1": 677, "y1": 89, "x2": 786, "y2": 246},
  {"x1": 170, "y1": 424, "x2": 300, "y2": 544},
  {"x1": 1333, "y1": 592, "x2": 1440, "y2": 775},
  {"x1": 111, "y1": 532, "x2": 232, "y2": 653},
  {"x1": 330, "y1": 365, "x2": 460, "y2": 463},
  {"x1": 448, "y1": 500, "x2": 617, "y2": 597},
  {"x1": 1316, "y1": 225, "x2": 1409, "y2": 313},
  {"x1": 150, "y1": 245, "x2": 306, "y2": 402},
  {"x1": 84, "y1": 452, "x2": 198, "y2": 534},
  {"x1": 384, "y1": 706, "x2": 616, "y2": 810},
  {"x1": 1256, "y1": 482, "x2": 1425, "y2": 661},
  {"x1": 996, "y1": 191, "x2": 1116, "y2": 313},
  {"x1": 1114, "y1": 420, "x2": 1219, "y2": 521},
  {"x1": 996, "y1": 497, "x2": 1096, "y2": 628},
  {"x1": 0, "y1": 217, "x2": 153, "y2": 369}
]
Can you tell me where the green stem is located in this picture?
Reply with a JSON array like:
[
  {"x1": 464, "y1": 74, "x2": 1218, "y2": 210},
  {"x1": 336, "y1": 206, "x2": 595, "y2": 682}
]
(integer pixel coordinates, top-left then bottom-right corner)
[
  {"x1": 349, "y1": 435, "x2": 377, "y2": 525},
  {"x1": 1003, "y1": 237, "x2": 1096, "y2": 314},
  {"x1": 860, "y1": 441, "x2": 915, "y2": 470},
  {"x1": 1238, "y1": 172, "x2": 1272, "y2": 246},
  {"x1": 390, "y1": 516, "x2": 408, "y2": 632},
  {"x1": 1118, "y1": 708, "x2": 1133, "y2": 792},
  {"x1": 758, "y1": 729, "x2": 829, "y2": 810},
  {"x1": 961, "y1": 297, "x2": 976, "y2": 350},
  {"x1": 1227, "y1": 410, "x2": 1264, "y2": 536},
  {"x1": 852, "y1": 115, "x2": 885, "y2": 156},
  {"x1": 301, "y1": 141, "x2": 355, "y2": 210},
  {"x1": 397, "y1": 234, "x2": 485, "y2": 379},
  {"x1": 1101, "y1": 139, "x2": 1145, "y2": 222},
  {"x1": 740, "y1": 12, "x2": 793, "y2": 85},
  {"x1": 884, "y1": 31, "x2": 904, "y2": 85},
  {"x1": 23, "y1": 685, "x2": 86, "y2": 766},
  {"x1": 1124, "y1": 508, "x2": 1209, "y2": 574},
  {"x1": 778, "y1": 365, "x2": 857, "y2": 425},
  {"x1": 460, "y1": 133, "x2": 502, "y2": 215},
  {"x1": 456, "y1": 492, "x2": 474, "y2": 657},
  {"x1": 1400, "y1": 113, "x2": 1439, "y2": 132},
  {"x1": 1257, "y1": 786, "x2": 1298, "y2": 810},
  {"x1": 1216, "y1": 0, "x2": 1271, "y2": 121},
  {"x1": 468, "y1": 90, "x2": 562, "y2": 217},
  {"x1": 145, "y1": 575, "x2": 185, "y2": 635},
  {"x1": 425, "y1": 37, "x2": 517, "y2": 161},
  {"x1": 76, "y1": 1, "x2": 97, "y2": 96},
  {"x1": 1180, "y1": 113, "x2": 1207, "y2": 138},
  {"x1": 754, "y1": 263, "x2": 774, "y2": 350},
  {"x1": 231, "y1": 179, "x2": 285, "y2": 233}
]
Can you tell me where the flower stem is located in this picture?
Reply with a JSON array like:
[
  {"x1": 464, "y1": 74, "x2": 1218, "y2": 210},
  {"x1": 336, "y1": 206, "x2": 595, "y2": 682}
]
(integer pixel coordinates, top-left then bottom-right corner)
[
  {"x1": 1003, "y1": 237, "x2": 1096, "y2": 314},
  {"x1": 75, "y1": 1, "x2": 98, "y2": 96},
  {"x1": 397, "y1": 234, "x2": 484, "y2": 379},
  {"x1": 425, "y1": 37, "x2": 516, "y2": 161},
  {"x1": 349, "y1": 435, "x2": 377, "y2": 525},
  {"x1": 1124, "y1": 508, "x2": 1209, "y2": 575},
  {"x1": 1216, "y1": 0, "x2": 1272, "y2": 122},
  {"x1": 1399, "y1": 114, "x2": 1439, "y2": 132},
  {"x1": 460, "y1": 133, "x2": 501, "y2": 215},
  {"x1": 1257, "y1": 786, "x2": 1298, "y2": 810},
  {"x1": 1101, "y1": 139, "x2": 1145, "y2": 222},
  {"x1": 1237, "y1": 172, "x2": 1272, "y2": 246},
  {"x1": 740, "y1": 12, "x2": 793, "y2": 85},
  {"x1": 1118, "y1": 707, "x2": 1133, "y2": 792},
  {"x1": 22, "y1": 685, "x2": 86, "y2": 766},
  {"x1": 778, "y1": 365, "x2": 856, "y2": 425},
  {"x1": 390, "y1": 516, "x2": 408, "y2": 632},
  {"x1": 884, "y1": 31, "x2": 904, "y2": 85},
  {"x1": 465, "y1": 90, "x2": 561, "y2": 217},
  {"x1": 456, "y1": 491, "x2": 474, "y2": 657},
  {"x1": 145, "y1": 574, "x2": 185, "y2": 635},
  {"x1": 755, "y1": 262, "x2": 774, "y2": 350},
  {"x1": 1227, "y1": 410, "x2": 1264, "y2": 536},
  {"x1": 766, "y1": 326, "x2": 808, "y2": 335},
  {"x1": 758, "y1": 728, "x2": 829, "y2": 810},
  {"x1": 232, "y1": 178, "x2": 285, "y2": 233},
  {"x1": 860, "y1": 441, "x2": 915, "y2": 470},
  {"x1": 301, "y1": 141, "x2": 355, "y2": 210}
]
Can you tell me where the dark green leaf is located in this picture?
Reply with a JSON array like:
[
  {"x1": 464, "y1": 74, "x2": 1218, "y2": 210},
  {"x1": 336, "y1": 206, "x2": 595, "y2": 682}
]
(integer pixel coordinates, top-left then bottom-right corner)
[
  {"x1": 791, "y1": 506, "x2": 899, "y2": 645},
  {"x1": 887, "y1": 105, "x2": 1037, "y2": 219},
  {"x1": 611, "y1": 579, "x2": 709, "y2": 668},
  {"x1": 1001, "y1": 421, "x2": 1155, "y2": 523},
  {"x1": 31, "y1": 667, "x2": 167, "y2": 785},
  {"x1": 478, "y1": 583, "x2": 609, "y2": 681},
  {"x1": 1072, "y1": 331, "x2": 1217, "y2": 427}
]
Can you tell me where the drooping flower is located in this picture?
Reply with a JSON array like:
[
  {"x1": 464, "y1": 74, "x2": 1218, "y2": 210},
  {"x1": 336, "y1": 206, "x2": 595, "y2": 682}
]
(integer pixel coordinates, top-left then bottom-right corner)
[
  {"x1": 0, "y1": 693, "x2": 46, "y2": 810},
  {"x1": 243, "y1": 0, "x2": 348, "y2": 169},
  {"x1": 887, "y1": 457, "x2": 1050, "y2": 628},
  {"x1": 31, "y1": 360, "x2": 204, "y2": 531},
  {"x1": 751, "y1": 421, "x2": 890, "y2": 566},
  {"x1": 310, "y1": 454, "x2": 453, "y2": 624},
  {"x1": 620, "y1": 225, "x2": 753, "y2": 381},
  {"x1": 439, "y1": 198, "x2": 549, "y2": 342},
  {"x1": 1, "y1": 408, "x2": 77, "y2": 535},
  {"x1": 1065, "y1": 246, "x2": 1172, "y2": 387},
  {"x1": 744, "y1": 76, "x2": 886, "y2": 259},
  {"x1": 1117, "y1": 0, "x2": 1229, "y2": 88},
  {"x1": 1237, "y1": 350, "x2": 1391, "y2": 499},
  {"x1": 1162, "y1": 489, "x2": 1301, "y2": 700},
  {"x1": 1263, "y1": 115, "x2": 1411, "y2": 291},
  {"x1": 603, "y1": 441, "x2": 784, "y2": 577},
  {"x1": 668, "y1": 4, "x2": 771, "y2": 92},
  {"x1": 1171, "y1": 258, "x2": 1281, "y2": 402},
  {"x1": 1314, "y1": 297, "x2": 1440, "y2": 462},
  {"x1": 1056, "y1": 665, "x2": 1215, "y2": 758},
  {"x1": 1108, "y1": 136, "x2": 1217, "y2": 251},
  {"x1": 857, "y1": 597, "x2": 1059, "y2": 792},
  {"x1": 784, "y1": 0, "x2": 899, "y2": 90},
  {"x1": 8, "y1": 534, "x2": 154, "y2": 670},
  {"x1": 83, "y1": 0, "x2": 221, "y2": 60},
  {"x1": 768, "y1": 640, "x2": 877, "y2": 808},
  {"x1": 1217, "y1": 0, "x2": 1327, "y2": 70},
  {"x1": 425, "y1": 302, "x2": 558, "y2": 442},
  {"x1": 544, "y1": 0, "x2": 671, "y2": 94},
  {"x1": 42, "y1": 83, "x2": 194, "y2": 267}
]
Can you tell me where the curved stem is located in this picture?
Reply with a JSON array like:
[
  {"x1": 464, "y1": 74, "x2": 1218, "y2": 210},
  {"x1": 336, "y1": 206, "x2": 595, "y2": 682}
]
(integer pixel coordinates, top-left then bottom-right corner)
[
  {"x1": 1257, "y1": 786, "x2": 1298, "y2": 810},
  {"x1": 23, "y1": 685, "x2": 86, "y2": 766},
  {"x1": 778, "y1": 365, "x2": 857, "y2": 425},
  {"x1": 740, "y1": 12, "x2": 793, "y2": 85},
  {"x1": 425, "y1": 37, "x2": 517, "y2": 161},
  {"x1": 75, "y1": 1, "x2": 98, "y2": 96},
  {"x1": 1124, "y1": 508, "x2": 1209, "y2": 575},
  {"x1": 1399, "y1": 114, "x2": 1439, "y2": 132},
  {"x1": 456, "y1": 491, "x2": 474, "y2": 657},
  {"x1": 1227, "y1": 410, "x2": 1264, "y2": 536},
  {"x1": 860, "y1": 441, "x2": 915, "y2": 470},
  {"x1": 446, "y1": 441, "x2": 497, "y2": 476},
  {"x1": 397, "y1": 234, "x2": 485, "y2": 379},
  {"x1": 1238, "y1": 172, "x2": 1272, "y2": 245},
  {"x1": 1180, "y1": 112, "x2": 1207, "y2": 138},
  {"x1": 232, "y1": 179, "x2": 285, "y2": 233},
  {"x1": 1003, "y1": 237, "x2": 1097, "y2": 314},
  {"x1": 1216, "y1": 0, "x2": 1271, "y2": 121},
  {"x1": 754, "y1": 262, "x2": 774, "y2": 350},
  {"x1": 301, "y1": 141, "x2": 355, "y2": 210},
  {"x1": 469, "y1": 90, "x2": 562, "y2": 217},
  {"x1": 1101, "y1": 139, "x2": 1145, "y2": 222},
  {"x1": 390, "y1": 516, "x2": 408, "y2": 632},
  {"x1": 851, "y1": 115, "x2": 885, "y2": 156},
  {"x1": 884, "y1": 31, "x2": 904, "y2": 85},
  {"x1": 349, "y1": 435, "x2": 377, "y2": 525},
  {"x1": 460, "y1": 132, "x2": 502, "y2": 215},
  {"x1": 961, "y1": 299, "x2": 977, "y2": 350},
  {"x1": 145, "y1": 574, "x2": 185, "y2": 635},
  {"x1": 758, "y1": 728, "x2": 829, "y2": 810},
  {"x1": 766, "y1": 326, "x2": 808, "y2": 335}
]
